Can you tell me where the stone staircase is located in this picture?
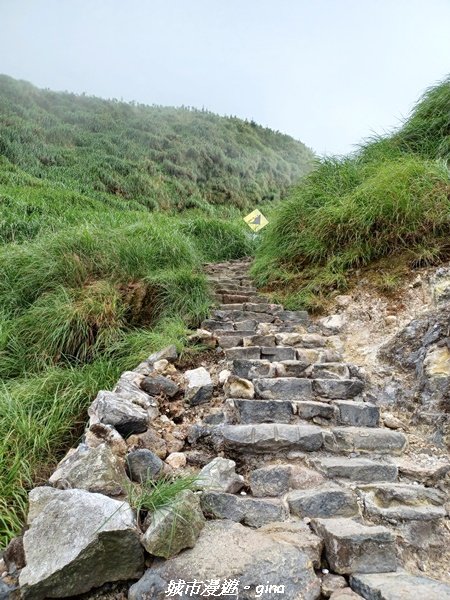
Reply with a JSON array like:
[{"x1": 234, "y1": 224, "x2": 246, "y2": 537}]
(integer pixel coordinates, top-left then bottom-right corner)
[{"x1": 199, "y1": 258, "x2": 450, "y2": 597}]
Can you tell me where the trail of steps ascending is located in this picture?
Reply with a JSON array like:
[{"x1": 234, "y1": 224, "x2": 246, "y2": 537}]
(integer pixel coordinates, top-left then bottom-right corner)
[{"x1": 200, "y1": 258, "x2": 450, "y2": 594}]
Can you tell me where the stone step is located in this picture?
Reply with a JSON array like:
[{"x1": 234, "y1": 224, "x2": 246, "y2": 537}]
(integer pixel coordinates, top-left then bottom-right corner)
[
  {"x1": 309, "y1": 362, "x2": 351, "y2": 379},
  {"x1": 310, "y1": 456, "x2": 399, "y2": 483},
  {"x1": 323, "y1": 427, "x2": 408, "y2": 455},
  {"x1": 312, "y1": 378, "x2": 364, "y2": 399},
  {"x1": 350, "y1": 572, "x2": 450, "y2": 599},
  {"x1": 332, "y1": 400, "x2": 380, "y2": 427},
  {"x1": 242, "y1": 335, "x2": 276, "y2": 348},
  {"x1": 212, "y1": 309, "x2": 276, "y2": 323},
  {"x1": 228, "y1": 398, "x2": 294, "y2": 424},
  {"x1": 219, "y1": 423, "x2": 323, "y2": 453},
  {"x1": 356, "y1": 482, "x2": 447, "y2": 521},
  {"x1": 294, "y1": 400, "x2": 336, "y2": 421},
  {"x1": 201, "y1": 319, "x2": 235, "y2": 331},
  {"x1": 225, "y1": 346, "x2": 261, "y2": 360},
  {"x1": 276, "y1": 359, "x2": 310, "y2": 377},
  {"x1": 286, "y1": 484, "x2": 359, "y2": 518},
  {"x1": 254, "y1": 377, "x2": 312, "y2": 400},
  {"x1": 200, "y1": 491, "x2": 287, "y2": 527},
  {"x1": 232, "y1": 359, "x2": 277, "y2": 380},
  {"x1": 261, "y1": 346, "x2": 297, "y2": 362},
  {"x1": 312, "y1": 517, "x2": 397, "y2": 574}
]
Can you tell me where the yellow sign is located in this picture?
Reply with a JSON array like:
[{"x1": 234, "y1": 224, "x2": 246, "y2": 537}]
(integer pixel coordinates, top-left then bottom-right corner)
[{"x1": 243, "y1": 209, "x2": 269, "y2": 232}]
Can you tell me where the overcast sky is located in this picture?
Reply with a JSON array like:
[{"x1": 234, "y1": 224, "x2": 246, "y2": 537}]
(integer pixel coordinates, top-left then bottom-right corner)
[{"x1": 0, "y1": 0, "x2": 449, "y2": 155}]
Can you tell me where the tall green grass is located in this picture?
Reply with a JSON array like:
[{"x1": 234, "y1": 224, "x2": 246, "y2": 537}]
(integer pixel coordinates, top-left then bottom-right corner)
[{"x1": 253, "y1": 76, "x2": 450, "y2": 309}]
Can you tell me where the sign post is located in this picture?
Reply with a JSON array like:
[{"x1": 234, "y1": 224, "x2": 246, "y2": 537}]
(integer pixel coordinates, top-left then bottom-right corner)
[{"x1": 243, "y1": 209, "x2": 269, "y2": 232}]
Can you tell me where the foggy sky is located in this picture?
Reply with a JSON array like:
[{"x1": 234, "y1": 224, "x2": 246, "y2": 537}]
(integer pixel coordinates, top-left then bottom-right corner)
[{"x1": 0, "y1": 0, "x2": 449, "y2": 155}]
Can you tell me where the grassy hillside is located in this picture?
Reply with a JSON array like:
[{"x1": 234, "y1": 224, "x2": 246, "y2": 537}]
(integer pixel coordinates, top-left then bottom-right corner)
[
  {"x1": 0, "y1": 74, "x2": 314, "y2": 211},
  {"x1": 253, "y1": 76, "x2": 450, "y2": 310},
  {"x1": 0, "y1": 74, "x2": 315, "y2": 545}
]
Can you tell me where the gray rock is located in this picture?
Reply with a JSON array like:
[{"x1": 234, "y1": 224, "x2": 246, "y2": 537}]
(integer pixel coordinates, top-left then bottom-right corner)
[
  {"x1": 350, "y1": 571, "x2": 450, "y2": 600},
  {"x1": 19, "y1": 488, "x2": 143, "y2": 599},
  {"x1": 141, "y1": 374, "x2": 179, "y2": 397},
  {"x1": 254, "y1": 377, "x2": 312, "y2": 400},
  {"x1": 234, "y1": 319, "x2": 258, "y2": 331},
  {"x1": 225, "y1": 346, "x2": 261, "y2": 360},
  {"x1": 126, "y1": 449, "x2": 163, "y2": 482},
  {"x1": 232, "y1": 359, "x2": 276, "y2": 380},
  {"x1": 201, "y1": 492, "x2": 286, "y2": 527},
  {"x1": 298, "y1": 333, "x2": 327, "y2": 347},
  {"x1": 333, "y1": 401, "x2": 379, "y2": 427},
  {"x1": 322, "y1": 573, "x2": 348, "y2": 598},
  {"x1": 310, "y1": 363, "x2": 350, "y2": 379},
  {"x1": 243, "y1": 334, "x2": 276, "y2": 347},
  {"x1": 132, "y1": 520, "x2": 321, "y2": 600},
  {"x1": 276, "y1": 359, "x2": 310, "y2": 377},
  {"x1": 201, "y1": 319, "x2": 234, "y2": 331},
  {"x1": 250, "y1": 465, "x2": 292, "y2": 497},
  {"x1": 218, "y1": 334, "x2": 244, "y2": 348},
  {"x1": 88, "y1": 390, "x2": 148, "y2": 437},
  {"x1": 200, "y1": 491, "x2": 245, "y2": 522},
  {"x1": 0, "y1": 580, "x2": 17, "y2": 600},
  {"x1": 330, "y1": 589, "x2": 363, "y2": 599},
  {"x1": 184, "y1": 367, "x2": 213, "y2": 406},
  {"x1": 313, "y1": 379, "x2": 364, "y2": 399},
  {"x1": 220, "y1": 423, "x2": 323, "y2": 453},
  {"x1": 312, "y1": 518, "x2": 396, "y2": 574},
  {"x1": 241, "y1": 497, "x2": 287, "y2": 527},
  {"x1": 129, "y1": 571, "x2": 167, "y2": 600},
  {"x1": 261, "y1": 346, "x2": 297, "y2": 362},
  {"x1": 49, "y1": 443, "x2": 127, "y2": 495},
  {"x1": 296, "y1": 400, "x2": 336, "y2": 420},
  {"x1": 287, "y1": 485, "x2": 358, "y2": 518},
  {"x1": 148, "y1": 345, "x2": 178, "y2": 364},
  {"x1": 234, "y1": 399, "x2": 293, "y2": 423},
  {"x1": 224, "y1": 375, "x2": 255, "y2": 399},
  {"x1": 142, "y1": 490, "x2": 205, "y2": 559},
  {"x1": 324, "y1": 427, "x2": 407, "y2": 455},
  {"x1": 196, "y1": 457, "x2": 244, "y2": 493},
  {"x1": 113, "y1": 372, "x2": 154, "y2": 405},
  {"x1": 357, "y1": 483, "x2": 447, "y2": 521},
  {"x1": 312, "y1": 457, "x2": 398, "y2": 483}
]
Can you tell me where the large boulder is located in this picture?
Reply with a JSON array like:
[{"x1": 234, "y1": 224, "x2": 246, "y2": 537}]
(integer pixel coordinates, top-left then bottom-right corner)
[
  {"x1": 130, "y1": 520, "x2": 321, "y2": 600},
  {"x1": 19, "y1": 487, "x2": 144, "y2": 599},
  {"x1": 49, "y1": 443, "x2": 127, "y2": 495},
  {"x1": 141, "y1": 490, "x2": 205, "y2": 559}
]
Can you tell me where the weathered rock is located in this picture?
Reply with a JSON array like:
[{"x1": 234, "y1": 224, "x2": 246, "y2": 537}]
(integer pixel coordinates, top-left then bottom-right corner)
[
  {"x1": 132, "y1": 520, "x2": 321, "y2": 600},
  {"x1": 218, "y1": 334, "x2": 244, "y2": 348},
  {"x1": 329, "y1": 589, "x2": 363, "y2": 599},
  {"x1": 277, "y1": 309, "x2": 309, "y2": 323},
  {"x1": 290, "y1": 465, "x2": 326, "y2": 489},
  {"x1": 312, "y1": 518, "x2": 396, "y2": 574},
  {"x1": 357, "y1": 483, "x2": 447, "y2": 521},
  {"x1": 320, "y1": 314, "x2": 345, "y2": 333},
  {"x1": 201, "y1": 491, "x2": 244, "y2": 522},
  {"x1": 225, "y1": 346, "x2": 261, "y2": 360},
  {"x1": 350, "y1": 571, "x2": 450, "y2": 600},
  {"x1": 261, "y1": 346, "x2": 297, "y2": 362},
  {"x1": 127, "y1": 428, "x2": 167, "y2": 458},
  {"x1": 324, "y1": 427, "x2": 407, "y2": 455},
  {"x1": 254, "y1": 377, "x2": 312, "y2": 400},
  {"x1": 126, "y1": 449, "x2": 163, "y2": 482},
  {"x1": 220, "y1": 423, "x2": 323, "y2": 453},
  {"x1": 232, "y1": 358, "x2": 276, "y2": 380},
  {"x1": 287, "y1": 485, "x2": 358, "y2": 518},
  {"x1": 148, "y1": 345, "x2": 178, "y2": 364},
  {"x1": 3, "y1": 536, "x2": 25, "y2": 574},
  {"x1": 313, "y1": 379, "x2": 364, "y2": 399},
  {"x1": 49, "y1": 443, "x2": 127, "y2": 495},
  {"x1": 0, "y1": 579, "x2": 18, "y2": 600},
  {"x1": 224, "y1": 375, "x2": 255, "y2": 399},
  {"x1": 233, "y1": 398, "x2": 293, "y2": 424},
  {"x1": 322, "y1": 573, "x2": 348, "y2": 598},
  {"x1": 141, "y1": 374, "x2": 179, "y2": 398},
  {"x1": 141, "y1": 490, "x2": 205, "y2": 559},
  {"x1": 85, "y1": 422, "x2": 127, "y2": 456},
  {"x1": 243, "y1": 334, "x2": 276, "y2": 347},
  {"x1": 241, "y1": 497, "x2": 287, "y2": 527},
  {"x1": 312, "y1": 457, "x2": 398, "y2": 483},
  {"x1": 250, "y1": 465, "x2": 292, "y2": 497},
  {"x1": 310, "y1": 363, "x2": 350, "y2": 379},
  {"x1": 165, "y1": 452, "x2": 186, "y2": 469},
  {"x1": 395, "y1": 456, "x2": 450, "y2": 485},
  {"x1": 295, "y1": 400, "x2": 336, "y2": 420},
  {"x1": 333, "y1": 401, "x2": 379, "y2": 427},
  {"x1": 382, "y1": 412, "x2": 405, "y2": 430},
  {"x1": 196, "y1": 457, "x2": 244, "y2": 493},
  {"x1": 184, "y1": 367, "x2": 214, "y2": 406},
  {"x1": 276, "y1": 359, "x2": 310, "y2": 377},
  {"x1": 201, "y1": 492, "x2": 286, "y2": 527},
  {"x1": 113, "y1": 371, "x2": 154, "y2": 405},
  {"x1": 88, "y1": 390, "x2": 148, "y2": 437},
  {"x1": 299, "y1": 333, "x2": 327, "y2": 348},
  {"x1": 275, "y1": 332, "x2": 305, "y2": 346},
  {"x1": 128, "y1": 571, "x2": 167, "y2": 600},
  {"x1": 19, "y1": 488, "x2": 144, "y2": 599}
]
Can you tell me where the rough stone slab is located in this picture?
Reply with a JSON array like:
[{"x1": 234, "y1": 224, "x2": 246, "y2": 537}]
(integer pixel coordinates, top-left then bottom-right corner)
[
  {"x1": 233, "y1": 319, "x2": 258, "y2": 331},
  {"x1": 250, "y1": 465, "x2": 292, "y2": 497},
  {"x1": 184, "y1": 367, "x2": 213, "y2": 406},
  {"x1": 287, "y1": 485, "x2": 359, "y2": 518},
  {"x1": 350, "y1": 572, "x2": 450, "y2": 600},
  {"x1": 233, "y1": 398, "x2": 293, "y2": 424},
  {"x1": 324, "y1": 427, "x2": 407, "y2": 455},
  {"x1": 201, "y1": 492, "x2": 286, "y2": 527},
  {"x1": 276, "y1": 359, "x2": 310, "y2": 377},
  {"x1": 232, "y1": 358, "x2": 277, "y2": 380},
  {"x1": 243, "y1": 334, "x2": 276, "y2": 347},
  {"x1": 213, "y1": 309, "x2": 275, "y2": 323},
  {"x1": 141, "y1": 374, "x2": 179, "y2": 398},
  {"x1": 201, "y1": 319, "x2": 234, "y2": 331},
  {"x1": 277, "y1": 310, "x2": 309, "y2": 322},
  {"x1": 88, "y1": 390, "x2": 148, "y2": 437},
  {"x1": 224, "y1": 376, "x2": 255, "y2": 399},
  {"x1": 254, "y1": 377, "x2": 313, "y2": 400},
  {"x1": 142, "y1": 490, "x2": 205, "y2": 559},
  {"x1": 295, "y1": 400, "x2": 336, "y2": 420},
  {"x1": 225, "y1": 346, "x2": 261, "y2": 360},
  {"x1": 220, "y1": 423, "x2": 323, "y2": 453},
  {"x1": 218, "y1": 335, "x2": 244, "y2": 348},
  {"x1": 19, "y1": 488, "x2": 143, "y2": 599},
  {"x1": 312, "y1": 518, "x2": 396, "y2": 574},
  {"x1": 130, "y1": 520, "x2": 321, "y2": 600},
  {"x1": 357, "y1": 483, "x2": 447, "y2": 521},
  {"x1": 333, "y1": 401, "x2": 380, "y2": 427},
  {"x1": 261, "y1": 346, "x2": 297, "y2": 362},
  {"x1": 219, "y1": 303, "x2": 244, "y2": 310},
  {"x1": 310, "y1": 363, "x2": 350, "y2": 379},
  {"x1": 312, "y1": 457, "x2": 398, "y2": 483},
  {"x1": 313, "y1": 379, "x2": 364, "y2": 399}
]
